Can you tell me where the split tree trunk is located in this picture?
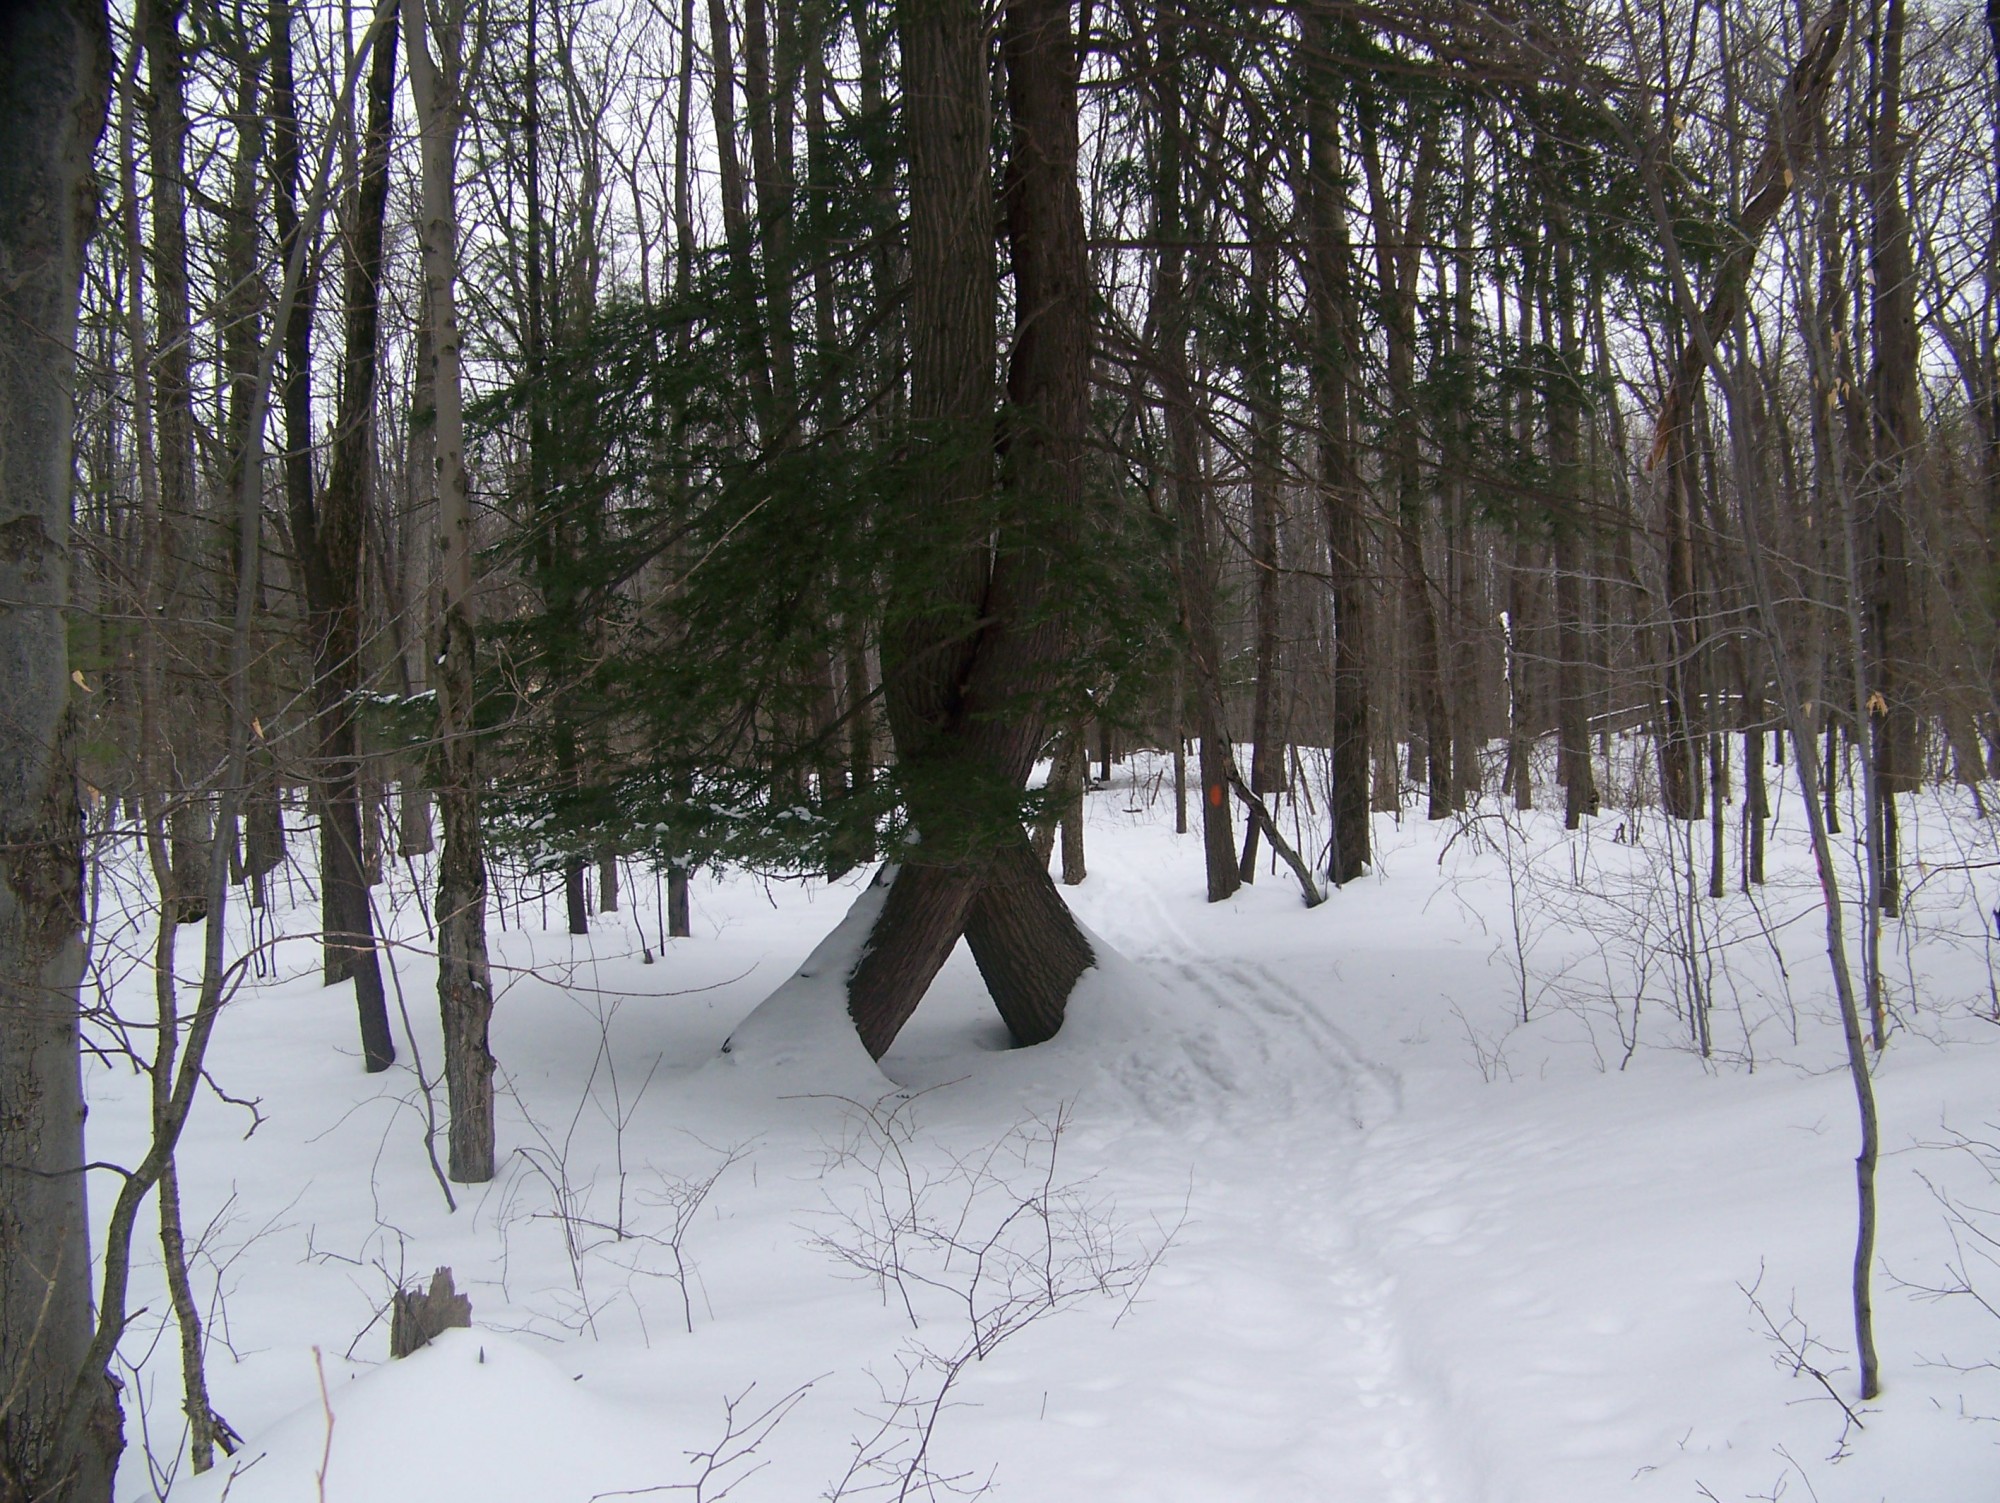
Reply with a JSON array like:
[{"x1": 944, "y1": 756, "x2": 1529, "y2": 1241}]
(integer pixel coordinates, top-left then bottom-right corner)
[
  {"x1": 966, "y1": 0, "x2": 1100, "y2": 1039},
  {"x1": 845, "y1": 0, "x2": 1095, "y2": 1057}
]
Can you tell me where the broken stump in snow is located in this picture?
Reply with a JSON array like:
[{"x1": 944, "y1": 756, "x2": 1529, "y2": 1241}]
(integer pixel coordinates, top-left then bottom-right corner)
[{"x1": 390, "y1": 1266, "x2": 472, "y2": 1358}]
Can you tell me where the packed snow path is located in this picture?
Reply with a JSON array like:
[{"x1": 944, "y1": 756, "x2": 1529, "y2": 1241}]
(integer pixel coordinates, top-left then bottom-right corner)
[
  {"x1": 871, "y1": 857, "x2": 1465, "y2": 1502},
  {"x1": 89, "y1": 762, "x2": 2000, "y2": 1501}
]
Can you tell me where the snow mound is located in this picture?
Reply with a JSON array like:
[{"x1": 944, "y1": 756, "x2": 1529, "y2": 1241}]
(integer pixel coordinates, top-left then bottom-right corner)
[
  {"x1": 175, "y1": 1330, "x2": 681, "y2": 1503},
  {"x1": 712, "y1": 862, "x2": 894, "y2": 1092}
]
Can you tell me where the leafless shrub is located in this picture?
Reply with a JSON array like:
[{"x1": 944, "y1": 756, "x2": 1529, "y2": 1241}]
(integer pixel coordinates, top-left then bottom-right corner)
[
  {"x1": 1738, "y1": 1264, "x2": 1866, "y2": 1458},
  {"x1": 809, "y1": 1094, "x2": 1179, "y2": 1500},
  {"x1": 589, "y1": 1381, "x2": 817, "y2": 1503},
  {"x1": 1899, "y1": 1124, "x2": 2000, "y2": 1393}
]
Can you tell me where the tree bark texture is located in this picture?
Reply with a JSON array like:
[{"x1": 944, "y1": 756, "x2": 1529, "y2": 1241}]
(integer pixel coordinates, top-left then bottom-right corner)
[
  {"x1": 845, "y1": 0, "x2": 1095, "y2": 1057},
  {"x1": 950, "y1": 0, "x2": 1098, "y2": 1013},
  {"x1": 0, "y1": 3, "x2": 119, "y2": 1499},
  {"x1": 407, "y1": 0, "x2": 495, "y2": 1182}
]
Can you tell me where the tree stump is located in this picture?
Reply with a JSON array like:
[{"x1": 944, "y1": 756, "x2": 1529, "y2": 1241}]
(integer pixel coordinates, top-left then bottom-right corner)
[{"x1": 390, "y1": 1267, "x2": 471, "y2": 1358}]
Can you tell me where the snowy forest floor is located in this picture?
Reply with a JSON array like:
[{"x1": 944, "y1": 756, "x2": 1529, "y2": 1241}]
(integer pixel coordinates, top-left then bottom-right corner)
[{"x1": 89, "y1": 750, "x2": 2000, "y2": 1502}]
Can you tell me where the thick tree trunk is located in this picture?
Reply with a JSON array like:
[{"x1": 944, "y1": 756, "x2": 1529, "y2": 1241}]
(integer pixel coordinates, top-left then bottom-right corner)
[
  {"x1": 847, "y1": 863, "x2": 981, "y2": 1057},
  {"x1": 965, "y1": 836, "x2": 1094, "y2": 1045},
  {"x1": 846, "y1": 0, "x2": 999, "y2": 1049},
  {"x1": 0, "y1": 4, "x2": 119, "y2": 1499},
  {"x1": 841, "y1": 0, "x2": 1097, "y2": 1057},
  {"x1": 958, "y1": 0, "x2": 1097, "y2": 1028}
]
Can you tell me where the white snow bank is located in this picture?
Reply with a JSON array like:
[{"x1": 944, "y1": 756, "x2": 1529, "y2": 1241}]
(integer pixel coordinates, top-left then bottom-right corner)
[
  {"x1": 173, "y1": 1329, "x2": 685, "y2": 1503},
  {"x1": 711, "y1": 862, "x2": 894, "y2": 1092}
]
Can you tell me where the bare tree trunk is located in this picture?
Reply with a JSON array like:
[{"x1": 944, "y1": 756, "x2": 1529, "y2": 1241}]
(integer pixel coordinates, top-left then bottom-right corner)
[
  {"x1": 841, "y1": 0, "x2": 1099, "y2": 1056},
  {"x1": 1361, "y1": 108, "x2": 1449, "y2": 821},
  {"x1": 667, "y1": 864, "x2": 691, "y2": 938},
  {"x1": 141, "y1": 0, "x2": 212, "y2": 925},
  {"x1": 1030, "y1": 724, "x2": 1085, "y2": 868},
  {"x1": 1745, "y1": 678, "x2": 1768, "y2": 887},
  {"x1": 847, "y1": 864, "x2": 982, "y2": 1056},
  {"x1": 1548, "y1": 223, "x2": 1598, "y2": 830},
  {"x1": 0, "y1": 6, "x2": 119, "y2": 1497},
  {"x1": 847, "y1": 0, "x2": 1013, "y2": 1053},
  {"x1": 1171, "y1": 665, "x2": 1189, "y2": 835},
  {"x1": 1299, "y1": 42, "x2": 1368, "y2": 882},
  {"x1": 706, "y1": 0, "x2": 775, "y2": 417},
  {"x1": 1864, "y1": 0, "x2": 1918, "y2": 925},
  {"x1": 1156, "y1": 31, "x2": 1236, "y2": 903},
  {"x1": 407, "y1": 0, "x2": 495, "y2": 1181},
  {"x1": 288, "y1": 0, "x2": 400, "y2": 1072},
  {"x1": 395, "y1": 307, "x2": 436, "y2": 863},
  {"x1": 1507, "y1": 536, "x2": 1536, "y2": 811},
  {"x1": 1058, "y1": 771, "x2": 1085, "y2": 885},
  {"x1": 1240, "y1": 158, "x2": 1284, "y2": 883}
]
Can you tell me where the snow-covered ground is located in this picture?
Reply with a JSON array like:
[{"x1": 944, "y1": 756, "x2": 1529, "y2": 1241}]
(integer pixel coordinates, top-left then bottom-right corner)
[{"x1": 86, "y1": 751, "x2": 2000, "y2": 1501}]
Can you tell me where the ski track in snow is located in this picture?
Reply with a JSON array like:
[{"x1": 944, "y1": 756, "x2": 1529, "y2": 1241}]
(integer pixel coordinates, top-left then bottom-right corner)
[{"x1": 1052, "y1": 859, "x2": 1476, "y2": 1502}]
